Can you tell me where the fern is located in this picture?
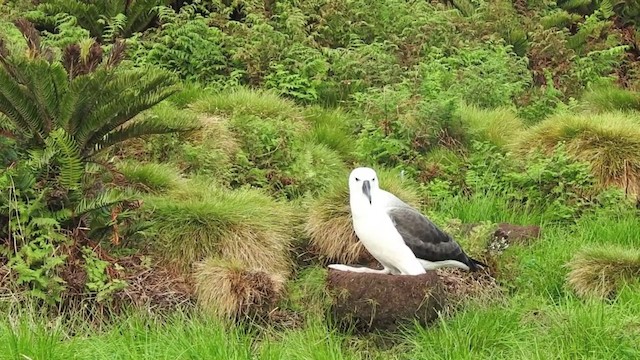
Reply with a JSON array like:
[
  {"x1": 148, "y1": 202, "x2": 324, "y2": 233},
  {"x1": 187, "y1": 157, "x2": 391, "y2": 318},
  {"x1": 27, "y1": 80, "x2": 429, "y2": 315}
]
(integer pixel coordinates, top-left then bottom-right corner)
[
  {"x1": 27, "y1": 0, "x2": 171, "y2": 42},
  {"x1": 73, "y1": 188, "x2": 130, "y2": 218},
  {"x1": 46, "y1": 128, "x2": 83, "y2": 190}
]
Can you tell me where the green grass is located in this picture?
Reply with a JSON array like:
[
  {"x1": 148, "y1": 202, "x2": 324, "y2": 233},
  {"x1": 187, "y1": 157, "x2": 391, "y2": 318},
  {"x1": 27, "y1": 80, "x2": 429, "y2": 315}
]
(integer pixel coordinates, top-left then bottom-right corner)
[{"x1": 116, "y1": 161, "x2": 183, "y2": 193}]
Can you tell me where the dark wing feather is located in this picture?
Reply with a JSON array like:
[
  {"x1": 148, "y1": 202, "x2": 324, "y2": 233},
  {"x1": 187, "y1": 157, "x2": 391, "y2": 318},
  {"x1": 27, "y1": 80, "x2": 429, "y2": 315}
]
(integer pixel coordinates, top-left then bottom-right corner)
[{"x1": 386, "y1": 206, "x2": 476, "y2": 267}]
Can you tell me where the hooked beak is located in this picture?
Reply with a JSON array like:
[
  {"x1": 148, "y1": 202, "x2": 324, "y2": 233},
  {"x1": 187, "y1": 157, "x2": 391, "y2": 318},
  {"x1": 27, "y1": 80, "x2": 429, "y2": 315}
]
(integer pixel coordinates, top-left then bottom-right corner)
[{"x1": 362, "y1": 180, "x2": 372, "y2": 205}]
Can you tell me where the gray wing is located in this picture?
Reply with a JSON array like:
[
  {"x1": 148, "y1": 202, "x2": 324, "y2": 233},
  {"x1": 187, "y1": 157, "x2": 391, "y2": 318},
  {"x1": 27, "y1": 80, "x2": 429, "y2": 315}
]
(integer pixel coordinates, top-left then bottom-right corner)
[{"x1": 386, "y1": 206, "x2": 474, "y2": 265}]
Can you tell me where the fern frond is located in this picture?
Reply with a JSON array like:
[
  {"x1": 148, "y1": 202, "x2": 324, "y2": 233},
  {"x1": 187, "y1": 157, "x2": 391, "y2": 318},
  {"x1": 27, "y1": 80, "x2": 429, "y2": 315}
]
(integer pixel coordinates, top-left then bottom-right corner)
[
  {"x1": 73, "y1": 188, "x2": 130, "y2": 218},
  {"x1": 45, "y1": 128, "x2": 83, "y2": 190},
  {"x1": 0, "y1": 63, "x2": 46, "y2": 143},
  {"x1": 103, "y1": 13, "x2": 127, "y2": 43},
  {"x1": 91, "y1": 117, "x2": 196, "y2": 154}
]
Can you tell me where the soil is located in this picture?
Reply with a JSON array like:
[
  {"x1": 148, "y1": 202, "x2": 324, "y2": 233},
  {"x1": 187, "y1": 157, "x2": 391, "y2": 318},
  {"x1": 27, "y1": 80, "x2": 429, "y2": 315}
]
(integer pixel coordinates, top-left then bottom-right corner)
[{"x1": 326, "y1": 269, "x2": 446, "y2": 332}]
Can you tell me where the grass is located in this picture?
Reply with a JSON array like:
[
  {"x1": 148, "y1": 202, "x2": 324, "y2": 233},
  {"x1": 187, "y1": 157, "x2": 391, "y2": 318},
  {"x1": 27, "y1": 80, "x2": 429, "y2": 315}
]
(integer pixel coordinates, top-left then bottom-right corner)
[
  {"x1": 194, "y1": 257, "x2": 286, "y2": 320},
  {"x1": 581, "y1": 84, "x2": 640, "y2": 113},
  {"x1": 116, "y1": 161, "x2": 183, "y2": 193},
  {"x1": 190, "y1": 87, "x2": 303, "y2": 121},
  {"x1": 455, "y1": 102, "x2": 524, "y2": 149},
  {"x1": 566, "y1": 245, "x2": 640, "y2": 299},
  {"x1": 143, "y1": 180, "x2": 297, "y2": 274},
  {"x1": 302, "y1": 106, "x2": 359, "y2": 162},
  {"x1": 2, "y1": 198, "x2": 640, "y2": 359}
]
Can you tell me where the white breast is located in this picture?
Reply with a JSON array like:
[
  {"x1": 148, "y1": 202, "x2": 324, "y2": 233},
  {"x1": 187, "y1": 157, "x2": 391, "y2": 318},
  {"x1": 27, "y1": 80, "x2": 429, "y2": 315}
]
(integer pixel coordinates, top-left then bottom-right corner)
[{"x1": 352, "y1": 210, "x2": 426, "y2": 275}]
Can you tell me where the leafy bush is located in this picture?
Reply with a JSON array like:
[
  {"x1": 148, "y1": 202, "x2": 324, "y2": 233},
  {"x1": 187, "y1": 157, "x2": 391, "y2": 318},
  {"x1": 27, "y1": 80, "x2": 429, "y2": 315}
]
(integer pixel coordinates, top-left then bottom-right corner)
[
  {"x1": 425, "y1": 141, "x2": 616, "y2": 222},
  {"x1": 0, "y1": 20, "x2": 188, "y2": 305}
]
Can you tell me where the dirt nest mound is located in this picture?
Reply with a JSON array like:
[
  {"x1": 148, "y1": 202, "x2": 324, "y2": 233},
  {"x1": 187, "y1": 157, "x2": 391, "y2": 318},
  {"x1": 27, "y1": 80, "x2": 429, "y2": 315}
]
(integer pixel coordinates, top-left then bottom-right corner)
[{"x1": 326, "y1": 270, "x2": 446, "y2": 332}]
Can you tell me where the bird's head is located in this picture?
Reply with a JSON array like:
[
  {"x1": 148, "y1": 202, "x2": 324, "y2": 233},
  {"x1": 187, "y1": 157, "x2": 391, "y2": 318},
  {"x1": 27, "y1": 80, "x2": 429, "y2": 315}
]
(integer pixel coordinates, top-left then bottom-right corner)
[{"x1": 348, "y1": 167, "x2": 380, "y2": 206}]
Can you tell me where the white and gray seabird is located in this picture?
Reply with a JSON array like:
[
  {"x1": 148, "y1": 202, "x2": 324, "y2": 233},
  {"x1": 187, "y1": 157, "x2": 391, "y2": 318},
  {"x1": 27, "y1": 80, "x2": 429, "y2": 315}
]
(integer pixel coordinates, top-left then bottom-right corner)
[{"x1": 329, "y1": 167, "x2": 486, "y2": 275}]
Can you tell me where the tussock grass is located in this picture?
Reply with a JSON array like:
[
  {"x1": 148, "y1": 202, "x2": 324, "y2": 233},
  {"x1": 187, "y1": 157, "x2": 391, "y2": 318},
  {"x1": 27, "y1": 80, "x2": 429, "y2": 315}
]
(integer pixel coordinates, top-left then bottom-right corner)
[
  {"x1": 581, "y1": 85, "x2": 640, "y2": 113},
  {"x1": 512, "y1": 112, "x2": 640, "y2": 196},
  {"x1": 305, "y1": 168, "x2": 421, "y2": 264},
  {"x1": 302, "y1": 106, "x2": 358, "y2": 161},
  {"x1": 194, "y1": 257, "x2": 286, "y2": 320},
  {"x1": 456, "y1": 102, "x2": 524, "y2": 148},
  {"x1": 174, "y1": 114, "x2": 240, "y2": 181},
  {"x1": 191, "y1": 87, "x2": 303, "y2": 120},
  {"x1": 288, "y1": 142, "x2": 350, "y2": 197},
  {"x1": 166, "y1": 82, "x2": 209, "y2": 108},
  {"x1": 144, "y1": 180, "x2": 297, "y2": 274},
  {"x1": 116, "y1": 161, "x2": 183, "y2": 193},
  {"x1": 566, "y1": 246, "x2": 640, "y2": 299}
]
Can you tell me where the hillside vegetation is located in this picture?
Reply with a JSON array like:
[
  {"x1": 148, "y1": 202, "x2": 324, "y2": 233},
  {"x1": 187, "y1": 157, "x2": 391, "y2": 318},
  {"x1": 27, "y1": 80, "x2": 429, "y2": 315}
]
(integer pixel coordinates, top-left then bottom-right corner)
[{"x1": 1, "y1": 0, "x2": 640, "y2": 359}]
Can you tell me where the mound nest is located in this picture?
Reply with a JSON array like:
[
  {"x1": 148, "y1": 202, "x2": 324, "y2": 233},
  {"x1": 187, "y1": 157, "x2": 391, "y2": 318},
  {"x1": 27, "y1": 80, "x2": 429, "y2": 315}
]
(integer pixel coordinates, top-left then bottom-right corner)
[
  {"x1": 194, "y1": 258, "x2": 286, "y2": 321},
  {"x1": 326, "y1": 270, "x2": 446, "y2": 332}
]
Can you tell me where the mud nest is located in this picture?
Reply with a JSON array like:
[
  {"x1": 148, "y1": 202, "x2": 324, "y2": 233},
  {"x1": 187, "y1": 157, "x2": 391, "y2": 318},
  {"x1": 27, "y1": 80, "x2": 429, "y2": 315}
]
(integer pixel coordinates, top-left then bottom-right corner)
[{"x1": 326, "y1": 270, "x2": 446, "y2": 332}]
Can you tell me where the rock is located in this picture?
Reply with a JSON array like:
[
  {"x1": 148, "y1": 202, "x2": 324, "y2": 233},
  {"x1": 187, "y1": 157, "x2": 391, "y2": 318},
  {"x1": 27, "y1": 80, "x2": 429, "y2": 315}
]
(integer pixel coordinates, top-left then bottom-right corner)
[{"x1": 326, "y1": 269, "x2": 445, "y2": 332}]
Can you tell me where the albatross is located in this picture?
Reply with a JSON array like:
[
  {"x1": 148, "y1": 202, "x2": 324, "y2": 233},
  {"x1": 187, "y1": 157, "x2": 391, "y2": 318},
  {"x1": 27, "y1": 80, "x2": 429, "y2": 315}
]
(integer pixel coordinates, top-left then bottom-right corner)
[{"x1": 329, "y1": 167, "x2": 486, "y2": 275}]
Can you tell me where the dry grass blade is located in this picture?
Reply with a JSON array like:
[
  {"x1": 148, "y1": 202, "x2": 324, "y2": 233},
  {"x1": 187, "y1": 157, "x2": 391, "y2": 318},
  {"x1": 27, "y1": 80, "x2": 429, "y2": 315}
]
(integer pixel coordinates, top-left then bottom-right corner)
[
  {"x1": 567, "y1": 246, "x2": 640, "y2": 299},
  {"x1": 194, "y1": 257, "x2": 286, "y2": 320},
  {"x1": 106, "y1": 39, "x2": 126, "y2": 69}
]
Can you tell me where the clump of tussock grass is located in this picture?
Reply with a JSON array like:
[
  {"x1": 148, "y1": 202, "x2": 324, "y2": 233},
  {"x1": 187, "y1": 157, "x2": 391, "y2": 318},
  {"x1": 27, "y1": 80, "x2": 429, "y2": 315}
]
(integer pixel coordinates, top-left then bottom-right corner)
[
  {"x1": 302, "y1": 106, "x2": 358, "y2": 161},
  {"x1": 305, "y1": 168, "x2": 422, "y2": 264},
  {"x1": 169, "y1": 114, "x2": 240, "y2": 182},
  {"x1": 287, "y1": 143, "x2": 350, "y2": 198},
  {"x1": 116, "y1": 161, "x2": 183, "y2": 193},
  {"x1": 144, "y1": 180, "x2": 297, "y2": 274},
  {"x1": 455, "y1": 102, "x2": 524, "y2": 148},
  {"x1": 512, "y1": 112, "x2": 640, "y2": 197},
  {"x1": 166, "y1": 82, "x2": 209, "y2": 109},
  {"x1": 190, "y1": 86, "x2": 303, "y2": 120},
  {"x1": 194, "y1": 257, "x2": 286, "y2": 320},
  {"x1": 581, "y1": 84, "x2": 640, "y2": 113},
  {"x1": 566, "y1": 245, "x2": 640, "y2": 299}
]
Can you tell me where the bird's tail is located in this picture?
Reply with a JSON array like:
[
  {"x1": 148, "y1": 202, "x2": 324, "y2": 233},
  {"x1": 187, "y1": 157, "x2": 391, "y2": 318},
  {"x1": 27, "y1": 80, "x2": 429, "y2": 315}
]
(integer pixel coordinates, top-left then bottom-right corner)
[{"x1": 468, "y1": 257, "x2": 488, "y2": 272}]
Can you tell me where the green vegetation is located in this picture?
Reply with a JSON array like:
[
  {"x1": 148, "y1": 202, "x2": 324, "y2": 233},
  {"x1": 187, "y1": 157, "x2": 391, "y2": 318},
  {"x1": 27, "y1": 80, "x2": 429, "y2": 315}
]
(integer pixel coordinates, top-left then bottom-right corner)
[{"x1": 2, "y1": 0, "x2": 640, "y2": 358}]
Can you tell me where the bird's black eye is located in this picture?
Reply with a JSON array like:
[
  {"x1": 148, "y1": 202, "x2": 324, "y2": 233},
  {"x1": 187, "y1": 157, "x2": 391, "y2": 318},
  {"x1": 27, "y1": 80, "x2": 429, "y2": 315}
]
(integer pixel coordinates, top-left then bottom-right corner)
[
  {"x1": 355, "y1": 177, "x2": 360, "y2": 181},
  {"x1": 372, "y1": 178, "x2": 376, "y2": 182}
]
